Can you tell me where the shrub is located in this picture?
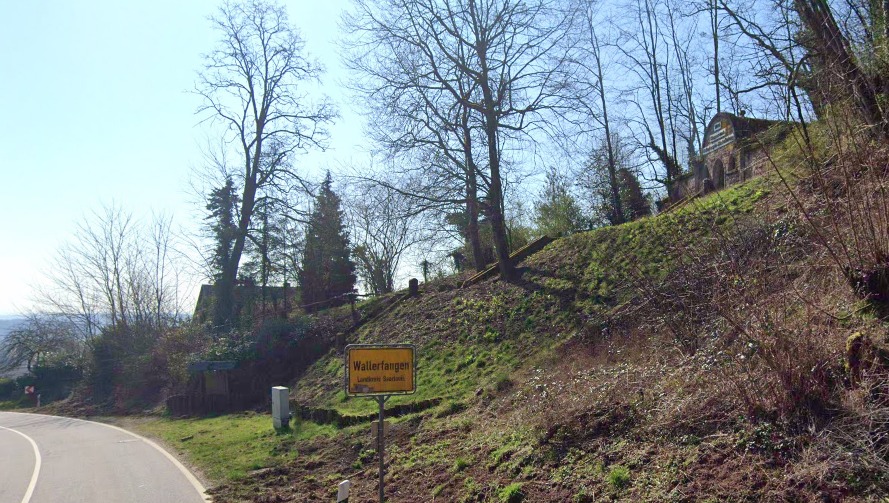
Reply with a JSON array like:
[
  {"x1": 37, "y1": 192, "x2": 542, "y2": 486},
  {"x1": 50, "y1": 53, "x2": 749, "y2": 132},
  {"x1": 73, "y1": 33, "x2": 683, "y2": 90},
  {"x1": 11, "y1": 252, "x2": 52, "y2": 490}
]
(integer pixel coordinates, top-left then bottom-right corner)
[
  {"x1": 606, "y1": 465, "x2": 630, "y2": 490},
  {"x1": 0, "y1": 378, "x2": 16, "y2": 400},
  {"x1": 573, "y1": 487, "x2": 595, "y2": 503},
  {"x1": 498, "y1": 483, "x2": 524, "y2": 503},
  {"x1": 453, "y1": 457, "x2": 470, "y2": 472}
]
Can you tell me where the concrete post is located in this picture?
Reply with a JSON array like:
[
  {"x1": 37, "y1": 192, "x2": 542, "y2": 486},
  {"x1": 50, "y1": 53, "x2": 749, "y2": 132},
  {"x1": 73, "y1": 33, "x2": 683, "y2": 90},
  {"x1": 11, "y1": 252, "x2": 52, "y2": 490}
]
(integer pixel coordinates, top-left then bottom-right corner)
[
  {"x1": 337, "y1": 480, "x2": 351, "y2": 502},
  {"x1": 271, "y1": 386, "x2": 290, "y2": 429}
]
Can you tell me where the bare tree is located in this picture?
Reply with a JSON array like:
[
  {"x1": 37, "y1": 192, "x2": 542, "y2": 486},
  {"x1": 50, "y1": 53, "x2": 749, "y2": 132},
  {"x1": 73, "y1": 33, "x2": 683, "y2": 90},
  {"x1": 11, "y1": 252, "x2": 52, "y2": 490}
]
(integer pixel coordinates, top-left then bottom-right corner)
[
  {"x1": 1, "y1": 314, "x2": 82, "y2": 374},
  {"x1": 792, "y1": 0, "x2": 888, "y2": 136},
  {"x1": 716, "y1": 0, "x2": 820, "y2": 119},
  {"x1": 35, "y1": 205, "x2": 186, "y2": 343},
  {"x1": 346, "y1": 182, "x2": 434, "y2": 295},
  {"x1": 572, "y1": 9, "x2": 626, "y2": 225},
  {"x1": 344, "y1": 0, "x2": 575, "y2": 281},
  {"x1": 618, "y1": 0, "x2": 686, "y2": 192},
  {"x1": 196, "y1": 0, "x2": 335, "y2": 327},
  {"x1": 342, "y1": 4, "x2": 491, "y2": 272}
]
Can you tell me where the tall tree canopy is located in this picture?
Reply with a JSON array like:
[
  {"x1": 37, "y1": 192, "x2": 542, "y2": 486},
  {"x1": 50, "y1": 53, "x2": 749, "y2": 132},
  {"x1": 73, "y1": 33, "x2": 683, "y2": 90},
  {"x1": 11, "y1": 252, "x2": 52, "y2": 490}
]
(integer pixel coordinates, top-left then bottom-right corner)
[
  {"x1": 299, "y1": 174, "x2": 356, "y2": 310},
  {"x1": 343, "y1": 0, "x2": 575, "y2": 281},
  {"x1": 197, "y1": 0, "x2": 334, "y2": 328}
]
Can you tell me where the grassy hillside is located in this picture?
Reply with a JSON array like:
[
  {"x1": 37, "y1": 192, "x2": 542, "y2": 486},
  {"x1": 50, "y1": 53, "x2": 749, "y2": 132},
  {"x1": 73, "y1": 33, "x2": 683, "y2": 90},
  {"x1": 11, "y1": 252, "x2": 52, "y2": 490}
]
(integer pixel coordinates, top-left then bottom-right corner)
[{"x1": 140, "y1": 128, "x2": 889, "y2": 501}]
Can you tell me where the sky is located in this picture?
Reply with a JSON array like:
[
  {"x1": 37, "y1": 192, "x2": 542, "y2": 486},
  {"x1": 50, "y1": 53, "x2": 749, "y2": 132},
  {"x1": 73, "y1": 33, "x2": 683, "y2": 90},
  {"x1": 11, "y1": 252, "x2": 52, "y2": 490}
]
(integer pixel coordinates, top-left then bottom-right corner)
[{"x1": 0, "y1": 0, "x2": 367, "y2": 315}]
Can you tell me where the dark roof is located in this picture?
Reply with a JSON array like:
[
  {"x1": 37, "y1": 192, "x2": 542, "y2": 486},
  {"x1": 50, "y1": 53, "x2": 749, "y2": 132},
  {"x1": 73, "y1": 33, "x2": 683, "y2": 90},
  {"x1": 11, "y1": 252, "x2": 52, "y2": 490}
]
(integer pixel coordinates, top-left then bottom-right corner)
[
  {"x1": 702, "y1": 112, "x2": 790, "y2": 154},
  {"x1": 193, "y1": 283, "x2": 297, "y2": 320}
]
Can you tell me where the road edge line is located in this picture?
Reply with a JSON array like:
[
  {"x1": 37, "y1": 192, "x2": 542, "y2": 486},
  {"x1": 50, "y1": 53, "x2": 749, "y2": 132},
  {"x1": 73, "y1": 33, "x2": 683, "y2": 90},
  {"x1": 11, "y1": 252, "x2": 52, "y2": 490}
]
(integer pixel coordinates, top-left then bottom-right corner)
[
  {"x1": 0, "y1": 424, "x2": 42, "y2": 503},
  {"x1": 3, "y1": 412, "x2": 210, "y2": 502}
]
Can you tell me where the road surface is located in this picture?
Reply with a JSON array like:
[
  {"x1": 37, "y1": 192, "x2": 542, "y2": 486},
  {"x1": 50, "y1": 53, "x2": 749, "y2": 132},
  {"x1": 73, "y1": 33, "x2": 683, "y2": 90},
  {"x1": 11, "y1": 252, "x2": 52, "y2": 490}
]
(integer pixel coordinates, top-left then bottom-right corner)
[{"x1": 0, "y1": 411, "x2": 209, "y2": 503}]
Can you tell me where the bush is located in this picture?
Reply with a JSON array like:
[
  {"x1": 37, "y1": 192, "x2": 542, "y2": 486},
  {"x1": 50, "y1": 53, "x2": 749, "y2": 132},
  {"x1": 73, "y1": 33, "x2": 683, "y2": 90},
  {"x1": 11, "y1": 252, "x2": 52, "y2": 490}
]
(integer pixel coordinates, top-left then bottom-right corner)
[
  {"x1": 0, "y1": 378, "x2": 16, "y2": 400},
  {"x1": 606, "y1": 465, "x2": 630, "y2": 490},
  {"x1": 88, "y1": 323, "x2": 207, "y2": 408},
  {"x1": 28, "y1": 363, "x2": 81, "y2": 402},
  {"x1": 498, "y1": 483, "x2": 524, "y2": 503},
  {"x1": 453, "y1": 457, "x2": 470, "y2": 472}
]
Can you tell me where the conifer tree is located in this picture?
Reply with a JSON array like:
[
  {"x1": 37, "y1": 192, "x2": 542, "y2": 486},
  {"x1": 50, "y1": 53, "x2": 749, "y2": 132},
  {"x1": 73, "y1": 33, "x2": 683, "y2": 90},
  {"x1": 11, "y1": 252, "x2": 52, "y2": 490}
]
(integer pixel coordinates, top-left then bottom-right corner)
[
  {"x1": 617, "y1": 169, "x2": 651, "y2": 222},
  {"x1": 206, "y1": 177, "x2": 239, "y2": 281},
  {"x1": 534, "y1": 169, "x2": 588, "y2": 237},
  {"x1": 299, "y1": 173, "x2": 356, "y2": 310}
]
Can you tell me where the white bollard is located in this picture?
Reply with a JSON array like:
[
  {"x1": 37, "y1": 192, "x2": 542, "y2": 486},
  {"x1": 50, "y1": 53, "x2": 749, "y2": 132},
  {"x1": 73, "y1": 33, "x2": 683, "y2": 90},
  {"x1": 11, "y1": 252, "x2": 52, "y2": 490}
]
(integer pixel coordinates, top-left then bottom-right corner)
[
  {"x1": 337, "y1": 480, "x2": 351, "y2": 502},
  {"x1": 271, "y1": 386, "x2": 290, "y2": 429}
]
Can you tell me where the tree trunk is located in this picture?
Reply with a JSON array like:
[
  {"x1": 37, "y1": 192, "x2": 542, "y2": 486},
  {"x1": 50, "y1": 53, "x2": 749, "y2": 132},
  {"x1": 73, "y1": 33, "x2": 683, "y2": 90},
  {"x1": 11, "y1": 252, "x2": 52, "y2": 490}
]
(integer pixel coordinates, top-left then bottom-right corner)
[
  {"x1": 214, "y1": 135, "x2": 262, "y2": 329},
  {"x1": 711, "y1": 0, "x2": 721, "y2": 113},
  {"x1": 460, "y1": 106, "x2": 486, "y2": 271},
  {"x1": 465, "y1": 172, "x2": 486, "y2": 271},
  {"x1": 795, "y1": 0, "x2": 887, "y2": 137},
  {"x1": 481, "y1": 108, "x2": 514, "y2": 281},
  {"x1": 594, "y1": 34, "x2": 624, "y2": 225}
]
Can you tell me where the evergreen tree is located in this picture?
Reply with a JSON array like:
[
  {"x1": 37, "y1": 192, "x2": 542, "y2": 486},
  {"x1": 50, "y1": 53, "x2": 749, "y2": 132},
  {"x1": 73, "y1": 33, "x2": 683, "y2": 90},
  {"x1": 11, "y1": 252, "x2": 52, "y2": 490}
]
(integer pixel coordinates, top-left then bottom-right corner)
[
  {"x1": 617, "y1": 168, "x2": 651, "y2": 222},
  {"x1": 534, "y1": 168, "x2": 588, "y2": 237},
  {"x1": 205, "y1": 177, "x2": 241, "y2": 327},
  {"x1": 241, "y1": 201, "x2": 287, "y2": 292},
  {"x1": 578, "y1": 134, "x2": 650, "y2": 226},
  {"x1": 299, "y1": 173, "x2": 356, "y2": 310},
  {"x1": 206, "y1": 177, "x2": 240, "y2": 281}
]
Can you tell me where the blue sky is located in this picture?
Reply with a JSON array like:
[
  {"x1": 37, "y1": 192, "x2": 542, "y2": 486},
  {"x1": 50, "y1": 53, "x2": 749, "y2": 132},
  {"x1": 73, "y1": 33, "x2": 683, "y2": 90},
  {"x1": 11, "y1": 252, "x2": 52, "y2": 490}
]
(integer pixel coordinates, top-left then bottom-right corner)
[{"x1": 0, "y1": 0, "x2": 365, "y2": 315}]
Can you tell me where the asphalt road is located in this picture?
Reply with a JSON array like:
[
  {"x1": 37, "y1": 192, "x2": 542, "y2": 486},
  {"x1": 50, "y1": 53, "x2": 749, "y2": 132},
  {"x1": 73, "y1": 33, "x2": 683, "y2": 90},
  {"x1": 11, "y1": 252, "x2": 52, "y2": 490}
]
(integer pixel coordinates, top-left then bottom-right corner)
[{"x1": 0, "y1": 411, "x2": 209, "y2": 503}]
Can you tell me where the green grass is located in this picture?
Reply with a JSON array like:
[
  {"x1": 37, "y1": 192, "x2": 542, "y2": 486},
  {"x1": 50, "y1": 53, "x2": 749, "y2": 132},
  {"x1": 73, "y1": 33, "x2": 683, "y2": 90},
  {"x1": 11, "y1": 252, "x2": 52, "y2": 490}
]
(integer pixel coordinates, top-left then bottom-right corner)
[
  {"x1": 607, "y1": 465, "x2": 631, "y2": 490},
  {"x1": 295, "y1": 174, "x2": 778, "y2": 423},
  {"x1": 0, "y1": 400, "x2": 26, "y2": 411},
  {"x1": 304, "y1": 292, "x2": 562, "y2": 418},
  {"x1": 526, "y1": 174, "x2": 773, "y2": 309},
  {"x1": 453, "y1": 456, "x2": 471, "y2": 472},
  {"x1": 134, "y1": 412, "x2": 337, "y2": 481},
  {"x1": 498, "y1": 482, "x2": 525, "y2": 502}
]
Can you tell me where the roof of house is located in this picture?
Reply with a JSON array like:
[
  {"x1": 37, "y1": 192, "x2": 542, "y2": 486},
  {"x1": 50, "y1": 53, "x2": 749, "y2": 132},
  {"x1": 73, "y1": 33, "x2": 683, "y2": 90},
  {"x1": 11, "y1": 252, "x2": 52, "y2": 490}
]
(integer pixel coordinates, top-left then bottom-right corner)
[
  {"x1": 702, "y1": 112, "x2": 789, "y2": 156},
  {"x1": 193, "y1": 282, "x2": 297, "y2": 319}
]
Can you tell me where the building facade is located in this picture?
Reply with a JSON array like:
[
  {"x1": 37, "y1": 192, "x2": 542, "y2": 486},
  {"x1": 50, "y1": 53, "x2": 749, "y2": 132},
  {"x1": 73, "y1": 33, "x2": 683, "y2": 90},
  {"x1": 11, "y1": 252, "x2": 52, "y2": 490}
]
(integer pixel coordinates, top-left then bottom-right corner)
[{"x1": 671, "y1": 112, "x2": 791, "y2": 201}]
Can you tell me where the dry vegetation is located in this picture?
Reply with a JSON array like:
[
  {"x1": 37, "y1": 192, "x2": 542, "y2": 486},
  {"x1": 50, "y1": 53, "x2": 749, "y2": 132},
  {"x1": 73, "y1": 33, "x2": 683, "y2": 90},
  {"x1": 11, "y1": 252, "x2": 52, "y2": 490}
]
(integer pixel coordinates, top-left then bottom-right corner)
[{"x1": 187, "y1": 124, "x2": 889, "y2": 501}]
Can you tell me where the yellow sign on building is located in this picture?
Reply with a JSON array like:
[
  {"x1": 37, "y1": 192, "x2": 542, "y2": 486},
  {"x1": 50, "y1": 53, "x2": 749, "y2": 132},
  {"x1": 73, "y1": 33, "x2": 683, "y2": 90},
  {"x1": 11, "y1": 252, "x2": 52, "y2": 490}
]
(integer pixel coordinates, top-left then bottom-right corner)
[{"x1": 345, "y1": 344, "x2": 416, "y2": 396}]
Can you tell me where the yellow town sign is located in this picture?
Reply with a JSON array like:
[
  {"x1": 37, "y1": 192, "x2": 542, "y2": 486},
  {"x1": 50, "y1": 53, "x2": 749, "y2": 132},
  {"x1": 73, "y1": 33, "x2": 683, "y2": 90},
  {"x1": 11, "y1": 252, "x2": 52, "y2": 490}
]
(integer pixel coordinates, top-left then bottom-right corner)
[{"x1": 345, "y1": 344, "x2": 416, "y2": 396}]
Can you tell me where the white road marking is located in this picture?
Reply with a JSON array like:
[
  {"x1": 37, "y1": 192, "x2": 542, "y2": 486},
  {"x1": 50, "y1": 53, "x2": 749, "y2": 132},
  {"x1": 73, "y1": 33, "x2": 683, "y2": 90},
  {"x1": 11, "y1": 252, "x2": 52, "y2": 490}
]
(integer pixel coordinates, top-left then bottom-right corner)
[
  {"x1": 0, "y1": 424, "x2": 42, "y2": 503},
  {"x1": 4, "y1": 412, "x2": 211, "y2": 502}
]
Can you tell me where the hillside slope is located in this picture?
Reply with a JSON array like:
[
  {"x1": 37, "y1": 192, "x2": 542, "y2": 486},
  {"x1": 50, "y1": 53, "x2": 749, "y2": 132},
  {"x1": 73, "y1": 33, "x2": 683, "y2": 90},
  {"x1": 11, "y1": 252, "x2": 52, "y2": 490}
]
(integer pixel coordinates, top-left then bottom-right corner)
[{"x1": 199, "y1": 149, "x2": 889, "y2": 501}]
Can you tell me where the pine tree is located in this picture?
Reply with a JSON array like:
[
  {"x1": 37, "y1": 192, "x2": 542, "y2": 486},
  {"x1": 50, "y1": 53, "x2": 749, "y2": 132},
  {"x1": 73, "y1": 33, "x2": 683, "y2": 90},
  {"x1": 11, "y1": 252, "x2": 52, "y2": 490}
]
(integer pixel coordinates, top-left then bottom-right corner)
[
  {"x1": 299, "y1": 173, "x2": 356, "y2": 310},
  {"x1": 534, "y1": 168, "x2": 588, "y2": 237},
  {"x1": 617, "y1": 169, "x2": 651, "y2": 221},
  {"x1": 206, "y1": 177, "x2": 240, "y2": 282},
  {"x1": 205, "y1": 177, "x2": 242, "y2": 328}
]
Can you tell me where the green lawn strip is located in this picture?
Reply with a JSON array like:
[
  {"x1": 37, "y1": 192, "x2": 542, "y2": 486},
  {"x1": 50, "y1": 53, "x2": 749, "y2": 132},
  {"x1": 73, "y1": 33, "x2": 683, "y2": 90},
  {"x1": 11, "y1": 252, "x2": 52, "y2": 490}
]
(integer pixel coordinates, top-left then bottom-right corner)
[
  {"x1": 0, "y1": 400, "x2": 28, "y2": 411},
  {"x1": 134, "y1": 412, "x2": 337, "y2": 482}
]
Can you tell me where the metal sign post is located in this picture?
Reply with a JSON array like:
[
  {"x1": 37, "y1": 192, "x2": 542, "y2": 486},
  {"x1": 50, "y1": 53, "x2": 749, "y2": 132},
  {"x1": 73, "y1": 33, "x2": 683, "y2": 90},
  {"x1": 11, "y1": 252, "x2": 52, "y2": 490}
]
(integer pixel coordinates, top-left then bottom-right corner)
[
  {"x1": 376, "y1": 395, "x2": 388, "y2": 503},
  {"x1": 344, "y1": 344, "x2": 416, "y2": 503}
]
